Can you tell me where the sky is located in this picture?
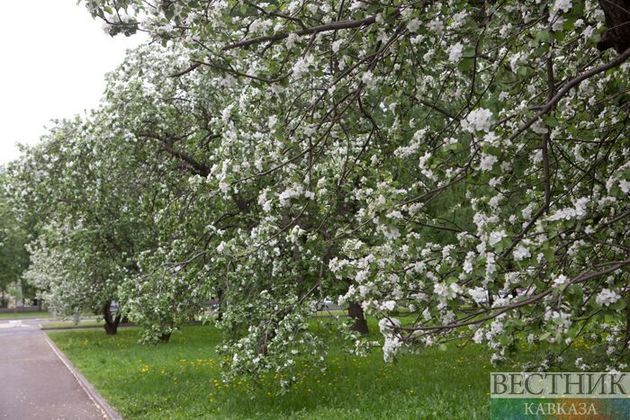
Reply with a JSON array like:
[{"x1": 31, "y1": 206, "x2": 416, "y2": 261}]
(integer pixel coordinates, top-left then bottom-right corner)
[{"x1": 0, "y1": 0, "x2": 146, "y2": 166}]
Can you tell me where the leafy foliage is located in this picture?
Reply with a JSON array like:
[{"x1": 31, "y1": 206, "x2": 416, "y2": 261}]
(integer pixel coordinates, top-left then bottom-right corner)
[
  {"x1": 6, "y1": 0, "x2": 630, "y2": 381},
  {"x1": 0, "y1": 173, "x2": 30, "y2": 300}
]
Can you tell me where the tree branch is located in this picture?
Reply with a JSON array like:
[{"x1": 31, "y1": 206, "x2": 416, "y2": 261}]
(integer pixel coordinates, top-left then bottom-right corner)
[
  {"x1": 508, "y1": 47, "x2": 630, "y2": 142},
  {"x1": 222, "y1": 13, "x2": 390, "y2": 51}
]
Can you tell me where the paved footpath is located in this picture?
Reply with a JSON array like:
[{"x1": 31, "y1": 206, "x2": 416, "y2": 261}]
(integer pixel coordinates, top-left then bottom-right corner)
[{"x1": 0, "y1": 318, "x2": 118, "y2": 419}]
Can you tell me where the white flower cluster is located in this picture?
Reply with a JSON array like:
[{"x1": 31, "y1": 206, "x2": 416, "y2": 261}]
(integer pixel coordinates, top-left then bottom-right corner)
[
  {"x1": 548, "y1": 197, "x2": 590, "y2": 221},
  {"x1": 512, "y1": 244, "x2": 531, "y2": 261},
  {"x1": 434, "y1": 282, "x2": 461, "y2": 303},
  {"x1": 378, "y1": 318, "x2": 402, "y2": 362},
  {"x1": 462, "y1": 108, "x2": 494, "y2": 133},
  {"x1": 479, "y1": 153, "x2": 498, "y2": 171},
  {"x1": 468, "y1": 287, "x2": 488, "y2": 304},
  {"x1": 447, "y1": 42, "x2": 464, "y2": 63},
  {"x1": 292, "y1": 54, "x2": 314, "y2": 78},
  {"x1": 553, "y1": 274, "x2": 569, "y2": 288},
  {"x1": 278, "y1": 185, "x2": 304, "y2": 207},
  {"x1": 595, "y1": 288, "x2": 621, "y2": 307},
  {"x1": 552, "y1": 0, "x2": 573, "y2": 14}
]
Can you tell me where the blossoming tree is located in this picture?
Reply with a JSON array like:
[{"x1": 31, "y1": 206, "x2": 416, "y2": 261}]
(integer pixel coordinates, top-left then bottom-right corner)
[
  {"x1": 6, "y1": 116, "x2": 172, "y2": 335},
  {"x1": 12, "y1": 0, "x2": 629, "y2": 380}
]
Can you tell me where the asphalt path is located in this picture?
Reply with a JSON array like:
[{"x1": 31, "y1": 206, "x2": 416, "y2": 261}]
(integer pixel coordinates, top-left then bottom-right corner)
[{"x1": 0, "y1": 318, "x2": 114, "y2": 419}]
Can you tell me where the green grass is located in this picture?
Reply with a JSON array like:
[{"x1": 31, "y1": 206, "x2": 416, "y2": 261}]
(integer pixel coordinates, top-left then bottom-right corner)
[
  {"x1": 41, "y1": 319, "x2": 104, "y2": 329},
  {"x1": 315, "y1": 309, "x2": 346, "y2": 317},
  {"x1": 48, "y1": 323, "x2": 494, "y2": 419},
  {"x1": 0, "y1": 311, "x2": 52, "y2": 320}
]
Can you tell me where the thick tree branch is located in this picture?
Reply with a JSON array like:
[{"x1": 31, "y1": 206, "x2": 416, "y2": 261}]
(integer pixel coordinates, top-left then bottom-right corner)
[
  {"x1": 405, "y1": 260, "x2": 630, "y2": 333},
  {"x1": 508, "y1": 47, "x2": 630, "y2": 142},
  {"x1": 222, "y1": 13, "x2": 389, "y2": 50}
]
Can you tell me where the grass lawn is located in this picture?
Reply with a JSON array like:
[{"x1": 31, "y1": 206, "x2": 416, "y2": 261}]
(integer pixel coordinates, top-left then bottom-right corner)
[
  {"x1": 41, "y1": 318, "x2": 104, "y2": 329},
  {"x1": 48, "y1": 322, "x2": 494, "y2": 420},
  {"x1": 0, "y1": 311, "x2": 52, "y2": 320}
]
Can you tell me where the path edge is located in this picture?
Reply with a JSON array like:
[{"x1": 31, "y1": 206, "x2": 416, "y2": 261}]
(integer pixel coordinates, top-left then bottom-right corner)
[{"x1": 44, "y1": 335, "x2": 123, "y2": 420}]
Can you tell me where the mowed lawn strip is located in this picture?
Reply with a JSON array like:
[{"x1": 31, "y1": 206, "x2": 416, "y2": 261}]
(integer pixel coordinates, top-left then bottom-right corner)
[
  {"x1": 0, "y1": 311, "x2": 52, "y2": 320},
  {"x1": 48, "y1": 324, "x2": 492, "y2": 419}
]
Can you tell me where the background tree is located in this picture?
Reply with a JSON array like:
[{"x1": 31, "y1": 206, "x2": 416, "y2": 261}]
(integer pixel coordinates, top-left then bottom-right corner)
[
  {"x1": 7, "y1": 116, "x2": 166, "y2": 335},
  {"x1": 0, "y1": 173, "x2": 31, "y2": 307}
]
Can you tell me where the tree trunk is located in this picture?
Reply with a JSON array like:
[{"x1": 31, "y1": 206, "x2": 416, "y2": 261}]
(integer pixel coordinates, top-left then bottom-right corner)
[
  {"x1": 158, "y1": 332, "x2": 171, "y2": 343},
  {"x1": 623, "y1": 292, "x2": 630, "y2": 352},
  {"x1": 216, "y1": 288, "x2": 224, "y2": 322},
  {"x1": 348, "y1": 302, "x2": 369, "y2": 334},
  {"x1": 103, "y1": 302, "x2": 121, "y2": 335},
  {"x1": 597, "y1": 0, "x2": 630, "y2": 53}
]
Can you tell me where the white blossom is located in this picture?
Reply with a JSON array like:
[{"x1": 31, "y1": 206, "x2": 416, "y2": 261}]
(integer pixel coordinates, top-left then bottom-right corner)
[
  {"x1": 447, "y1": 42, "x2": 464, "y2": 63},
  {"x1": 407, "y1": 18, "x2": 421, "y2": 33},
  {"x1": 468, "y1": 287, "x2": 488, "y2": 304},
  {"x1": 462, "y1": 108, "x2": 494, "y2": 133},
  {"x1": 596, "y1": 289, "x2": 621, "y2": 307},
  {"x1": 552, "y1": 0, "x2": 572, "y2": 14},
  {"x1": 479, "y1": 153, "x2": 498, "y2": 171},
  {"x1": 553, "y1": 274, "x2": 569, "y2": 287},
  {"x1": 512, "y1": 245, "x2": 531, "y2": 261},
  {"x1": 488, "y1": 230, "x2": 506, "y2": 246}
]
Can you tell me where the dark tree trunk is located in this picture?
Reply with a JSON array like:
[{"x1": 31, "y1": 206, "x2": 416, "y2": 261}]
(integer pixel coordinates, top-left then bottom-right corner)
[
  {"x1": 216, "y1": 288, "x2": 224, "y2": 321},
  {"x1": 103, "y1": 302, "x2": 121, "y2": 335},
  {"x1": 597, "y1": 0, "x2": 630, "y2": 53},
  {"x1": 158, "y1": 332, "x2": 171, "y2": 343},
  {"x1": 624, "y1": 292, "x2": 630, "y2": 352},
  {"x1": 348, "y1": 302, "x2": 369, "y2": 334}
]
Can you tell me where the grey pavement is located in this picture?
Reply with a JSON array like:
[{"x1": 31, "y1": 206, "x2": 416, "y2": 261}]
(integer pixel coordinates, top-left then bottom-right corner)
[{"x1": 0, "y1": 318, "x2": 112, "y2": 419}]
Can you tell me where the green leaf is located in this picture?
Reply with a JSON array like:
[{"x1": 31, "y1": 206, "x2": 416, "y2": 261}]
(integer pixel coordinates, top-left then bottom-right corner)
[{"x1": 535, "y1": 31, "x2": 551, "y2": 43}]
